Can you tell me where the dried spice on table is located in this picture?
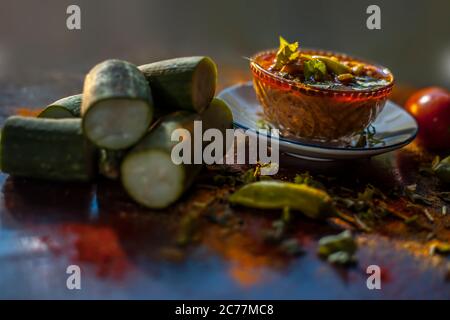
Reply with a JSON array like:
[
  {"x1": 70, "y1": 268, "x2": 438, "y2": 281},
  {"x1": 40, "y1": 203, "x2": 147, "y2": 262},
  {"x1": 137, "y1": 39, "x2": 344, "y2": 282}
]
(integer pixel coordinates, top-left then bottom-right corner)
[
  {"x1": 318, "y1": 230, "x2": 358, "y2": 265},
  {"x1": 432, "y1": 155, "x2": 450, "y2": 184}
]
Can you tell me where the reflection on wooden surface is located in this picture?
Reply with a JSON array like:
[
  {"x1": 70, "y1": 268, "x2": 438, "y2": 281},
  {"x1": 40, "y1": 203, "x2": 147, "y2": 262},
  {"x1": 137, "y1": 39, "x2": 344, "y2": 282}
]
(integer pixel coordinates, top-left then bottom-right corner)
[{"x1": 0, "y1": 71, "x2": 449, "y2": 299}]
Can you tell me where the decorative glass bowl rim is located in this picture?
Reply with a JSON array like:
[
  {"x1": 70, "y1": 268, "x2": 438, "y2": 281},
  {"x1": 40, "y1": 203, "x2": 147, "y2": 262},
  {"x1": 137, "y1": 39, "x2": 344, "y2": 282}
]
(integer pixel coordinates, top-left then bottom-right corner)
[{"x1": 250, "y1": 49, "x2": 395, "y2": 99}]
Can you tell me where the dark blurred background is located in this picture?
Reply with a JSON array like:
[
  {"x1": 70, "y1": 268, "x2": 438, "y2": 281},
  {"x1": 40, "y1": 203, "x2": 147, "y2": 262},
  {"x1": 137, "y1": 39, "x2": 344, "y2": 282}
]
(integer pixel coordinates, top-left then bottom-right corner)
[{"x1": 0, "y1": 0, "x2": 449, "y2": 93}]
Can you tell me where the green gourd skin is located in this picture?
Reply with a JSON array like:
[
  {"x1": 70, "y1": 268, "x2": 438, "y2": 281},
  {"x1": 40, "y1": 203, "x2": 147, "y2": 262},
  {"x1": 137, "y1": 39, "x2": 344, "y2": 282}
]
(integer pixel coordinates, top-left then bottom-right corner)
[
  {"x1": 38, "y1": 94, "x2": 82, "y2": 119},
  {"x1": 139, "y1": 56, "x2": 217, "y2": 113},
  {"x1": 1, "y1": 116, "x2": 96, "y2": 182},
  {"x1": 121, "y1": 99, "x2": 233, "y2": 209},
  {"x1": 121, "y1": 112, "x2": 203, "y2": 209},
  {"x1": 37, "y1": 93, "x2": 125, "y2": 180},
  {"x1": 81, "y1": 59, "x2": 154, "y2": 150}
]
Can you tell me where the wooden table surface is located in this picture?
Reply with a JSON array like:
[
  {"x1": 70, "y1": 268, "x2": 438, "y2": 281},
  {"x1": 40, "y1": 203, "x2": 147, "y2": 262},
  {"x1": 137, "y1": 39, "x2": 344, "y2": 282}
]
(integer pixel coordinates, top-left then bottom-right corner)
[{"x1": 0, "y1": 70, "x2": 449, "y2": 299}]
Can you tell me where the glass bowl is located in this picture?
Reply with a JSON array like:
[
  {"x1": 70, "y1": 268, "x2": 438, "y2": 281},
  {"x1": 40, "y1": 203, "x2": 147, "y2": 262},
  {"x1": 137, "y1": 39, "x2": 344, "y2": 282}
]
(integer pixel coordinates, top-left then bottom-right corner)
[{"x1": 250, "y1": 49, "x2": 394, "y2": 143}]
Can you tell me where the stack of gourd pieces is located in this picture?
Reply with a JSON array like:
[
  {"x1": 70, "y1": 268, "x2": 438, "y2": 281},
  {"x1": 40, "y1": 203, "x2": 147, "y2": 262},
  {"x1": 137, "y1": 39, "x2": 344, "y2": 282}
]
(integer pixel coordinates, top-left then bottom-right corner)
[{"x1": 0, "y1": 57, "x2": 234, "y2": 209}]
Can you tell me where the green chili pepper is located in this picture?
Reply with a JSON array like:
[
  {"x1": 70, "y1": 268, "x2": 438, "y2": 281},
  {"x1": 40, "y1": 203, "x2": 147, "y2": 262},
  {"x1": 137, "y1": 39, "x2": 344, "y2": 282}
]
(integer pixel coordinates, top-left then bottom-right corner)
[
  {"x1": 312, "y1": 55, "x2": 351, "y2": 75},
  {"x1": 433, "y1": 156, "x2": 450, "y2": 184},
  {"x1": 228, "y1": 180, "x2": 336, "y2": 219}
]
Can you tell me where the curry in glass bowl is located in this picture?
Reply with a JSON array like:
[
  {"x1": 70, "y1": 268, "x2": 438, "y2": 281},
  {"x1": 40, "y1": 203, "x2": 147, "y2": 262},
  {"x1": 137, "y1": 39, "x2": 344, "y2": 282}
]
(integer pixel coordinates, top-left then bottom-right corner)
[{"x1": 250, "y1": 37, "x2": 394, "y2": 143}]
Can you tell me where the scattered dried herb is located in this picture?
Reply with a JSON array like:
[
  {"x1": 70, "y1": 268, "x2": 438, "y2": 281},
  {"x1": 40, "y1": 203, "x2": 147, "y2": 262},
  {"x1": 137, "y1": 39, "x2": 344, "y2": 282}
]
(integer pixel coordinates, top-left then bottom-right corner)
[
  {"x1": 432, "y1": 156, "x2": 441, "y2": 169},
  {"x1": 293, "y1": 171, "x2": 325, "y2": 190},
  {"x1": 353, "y1": 125, "x2": 384, "y2": 148},
  {"x1": 192, "y1": 201, "x2": 208, "y2": 209},
  {"x1": 206, "y1": 206, "x2": 234, "y2": 226},
  {"x1": 437, "y1": 192, "x2": 450, "y2": 203},
  {"x1": 332, "y1": 184, "x2": 390, "y2": 230},
  {"x1": 418, "y1": 158, "x2": 438, "y2": 177},
  {"x1": 423, "y1": 208, "x2": 434, "y2": 223},
  {"x1": 357, "y1": 184, "x2": 386, "y2": 202},
  {"x1": 353, "y1": 213, "x2": 373, "y2": 232},
  {"x1": 318, "y1": 230, "x2": 357, "y2": 265},
  {"x1": 327, "y1": 251, "x2": 356, "y2": 265},
  {"x1": 263, "y1": 209, "x2": 304, "y2": 255},
  {"x1": 426, "y1": 232, "x2": 436, "y2": 241},
  {"x1": 252, "y1": 162, "x2": 275, "y2": 181},
  {"x1": 404, "y1": 214, "x2": 419, "y2": 225},
  {"x1": 357, "y1": 184, "x2": 376, "y2": 202},
  {"x1": 333, "y1": 196, "x2": 356, "y2": 209},
  {"x1": 404, "y1": 184, "x2": 433, "y2": 206},
  {"x1": 264, "y1": 219, "x2": 286, "y2": 243},
  {"x1": 238, "y1": 168, "x2": 258, "y2": 185},
  {"x1": 279, "y1": 238, "x2": 304, "y2": 256},
  {"x1": 264, "y1": 206, "x2": 294, "y2": 243},
  {"x1": 176, "y1": 211, "x2": 201, "y2": 246},
  {"x1": 213, "y1": 174, "x2": 239, "y2": 186},
  {"x1": 239, "y1": 167, "x2": 265, "y2": 184},
  {"x1": 432, "y1": 155, "x2": 450, "y2": 184},
  {"x1": 212, "y1": 164, "x2": 272, "y2": 187}
]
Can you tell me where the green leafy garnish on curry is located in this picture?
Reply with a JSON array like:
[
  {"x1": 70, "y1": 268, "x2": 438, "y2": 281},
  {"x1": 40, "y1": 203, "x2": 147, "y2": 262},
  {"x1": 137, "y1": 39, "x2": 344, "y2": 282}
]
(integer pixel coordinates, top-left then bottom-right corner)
[
  {"x1": 274, "y1": 36, "x2": 300, "y2": 69},
  {"x1": 267, "y1": 36, "x2": 390, "y2": 91}
]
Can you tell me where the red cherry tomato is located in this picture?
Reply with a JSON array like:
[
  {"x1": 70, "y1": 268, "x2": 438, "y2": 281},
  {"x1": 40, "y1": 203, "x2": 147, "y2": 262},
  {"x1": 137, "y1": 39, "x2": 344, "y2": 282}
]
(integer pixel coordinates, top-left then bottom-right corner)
[{"x1": 405, "y1": 87, "x2": 450, "y2": 151}]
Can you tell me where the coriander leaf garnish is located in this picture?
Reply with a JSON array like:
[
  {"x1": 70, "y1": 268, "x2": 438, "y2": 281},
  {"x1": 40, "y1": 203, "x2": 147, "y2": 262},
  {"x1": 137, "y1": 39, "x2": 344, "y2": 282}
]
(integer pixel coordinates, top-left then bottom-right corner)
[
  {"x1": 274, "y1": 36, "x2": 300, "y2": 70},
  {"x1": 304, "y1": 59, "x2": 328, "y2": 81}
]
